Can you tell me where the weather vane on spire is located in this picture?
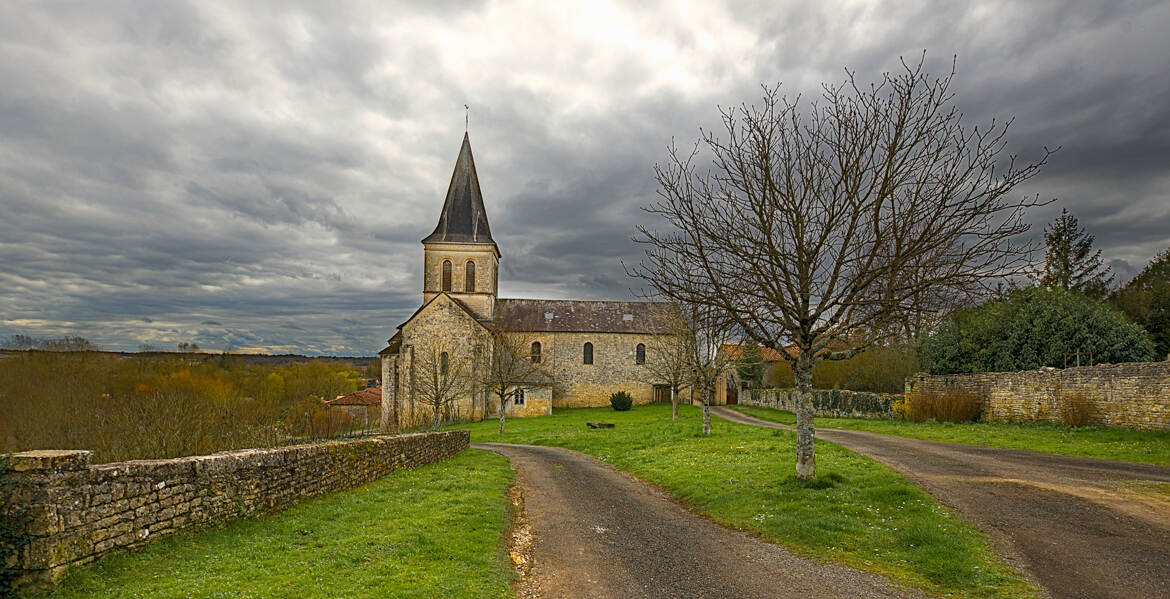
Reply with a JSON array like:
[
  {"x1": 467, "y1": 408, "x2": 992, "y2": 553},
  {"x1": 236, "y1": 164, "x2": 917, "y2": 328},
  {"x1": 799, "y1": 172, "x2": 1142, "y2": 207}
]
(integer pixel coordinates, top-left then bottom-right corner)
[{"x1": 464, "y1": 104, "x2": 469, "y2": 132}]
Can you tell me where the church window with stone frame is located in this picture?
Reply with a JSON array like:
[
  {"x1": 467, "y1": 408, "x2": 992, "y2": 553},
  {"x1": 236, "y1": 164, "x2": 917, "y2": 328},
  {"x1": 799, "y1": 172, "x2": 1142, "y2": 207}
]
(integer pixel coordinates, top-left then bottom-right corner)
[
  {"x1": 441, "y1": 260, "x2": 452, "y2": 292},
  {"x1": 531, "y1": 341, "x2": 542, "y2": 363},
  {"x1": 440, "y1": 352, "x2": 449, "y2": 377},
  {"x1": 465, "y1": 260, "x2": 476, "y2": 292},
  {"x1": 636, "y1": 343, "x2": 646, "y2": 365},
  {"x1": 583, "y1": 342, "x2": 594, "y2": 365},
  {"x1": 515, "y1": 388, "x2": 525, "y2": 406}
]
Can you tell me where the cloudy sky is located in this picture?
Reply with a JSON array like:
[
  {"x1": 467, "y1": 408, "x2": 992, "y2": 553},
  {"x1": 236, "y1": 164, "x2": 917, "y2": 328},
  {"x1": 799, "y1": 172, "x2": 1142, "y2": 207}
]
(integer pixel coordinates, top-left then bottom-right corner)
[{"x1": 2, "y1": 1, "x2": 1168, "y2": 355}]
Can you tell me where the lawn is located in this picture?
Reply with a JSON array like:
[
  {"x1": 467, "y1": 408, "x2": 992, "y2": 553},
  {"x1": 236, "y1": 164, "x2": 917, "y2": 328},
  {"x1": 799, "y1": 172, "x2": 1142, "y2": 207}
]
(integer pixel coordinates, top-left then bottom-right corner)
[
  {"x1": 465, "y1": 404, "x2": 1038, "y2": 599},
  {"x1": 27, "y1": 450, "x2": 515, "y2": 599},
  {"x1": 731, "y1": 404, "x2": 1170, "y2": 465}
]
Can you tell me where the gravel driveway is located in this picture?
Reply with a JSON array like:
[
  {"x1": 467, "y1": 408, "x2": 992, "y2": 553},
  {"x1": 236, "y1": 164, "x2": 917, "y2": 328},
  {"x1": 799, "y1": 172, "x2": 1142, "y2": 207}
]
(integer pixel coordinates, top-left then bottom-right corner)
[
  {"x1": 474, "y1": 442, "x2": 922, "y2": 599},
  {"x1": 712, "y1": 406, "x2": 1170, "y2": 599}
]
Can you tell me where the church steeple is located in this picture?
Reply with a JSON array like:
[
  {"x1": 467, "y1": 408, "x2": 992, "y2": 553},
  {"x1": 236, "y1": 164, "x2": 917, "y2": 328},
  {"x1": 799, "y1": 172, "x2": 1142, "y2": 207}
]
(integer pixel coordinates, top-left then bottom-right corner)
[
  {"x1": 422, "y1": 133, "x2": 495, "y2": 248},
  {"x1": 420, "y1": 133, "x2": 500, "y2": 321}
]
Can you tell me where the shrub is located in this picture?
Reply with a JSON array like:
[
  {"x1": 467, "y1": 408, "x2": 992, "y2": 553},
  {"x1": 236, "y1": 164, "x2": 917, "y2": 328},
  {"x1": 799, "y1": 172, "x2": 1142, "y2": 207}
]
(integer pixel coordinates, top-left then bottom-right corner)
[
  {"x1": 906, "y1": 388, "x2": 983, "y2": 423},
  {"x1": 918, "y1": 286, "x2": 1155, "y2": 374},
  {"x1": 609, "y1": 391, "x2": 633, "y2": 411},
  {"x1": 1058, "y1": 391, "x2": 1095, "y2": 427},
  {"x1": 890, "y1": 399, "x2": 910, "y2": 421}
]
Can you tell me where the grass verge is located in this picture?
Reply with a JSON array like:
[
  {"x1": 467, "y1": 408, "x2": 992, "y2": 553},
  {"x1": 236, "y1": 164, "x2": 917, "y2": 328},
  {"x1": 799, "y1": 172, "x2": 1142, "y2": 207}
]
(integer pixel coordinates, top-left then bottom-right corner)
[
  {"x1": 731, "y1": 404, "x2": 1170, "y2": 465},
  {"x1": 466, "y1": 404, "x2": 1037, "y2": 599},
  {"x1": 27, "y1": 450, "x2": 514, "y2": 599}
]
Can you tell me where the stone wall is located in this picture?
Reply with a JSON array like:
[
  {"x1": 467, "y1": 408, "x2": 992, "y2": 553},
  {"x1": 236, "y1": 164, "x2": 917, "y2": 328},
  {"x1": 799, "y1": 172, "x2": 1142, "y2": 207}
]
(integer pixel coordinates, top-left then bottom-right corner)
[
  {"x1": 534, "y1": 331, "x2": 657, "y2": 408},
  {"x1": 910, "y1": 361, "x2": 1170, "y2": 429},
  {"x1": 3, "y1": 430, "x2": 469, "y2": 593},
  {"x1": 742, "y1": 388, "x2": 898, "y2": 419}
]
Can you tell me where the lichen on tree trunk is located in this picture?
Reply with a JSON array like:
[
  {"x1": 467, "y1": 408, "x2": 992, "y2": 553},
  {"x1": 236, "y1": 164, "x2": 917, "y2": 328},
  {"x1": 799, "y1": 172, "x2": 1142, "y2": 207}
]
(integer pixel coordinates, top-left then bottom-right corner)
[
  {"x1": 794, "y1": 353, "x2": 816, "y2": 479},
  {"x1": 671, "y1": 387, "x2": 679, "y2": 421}
]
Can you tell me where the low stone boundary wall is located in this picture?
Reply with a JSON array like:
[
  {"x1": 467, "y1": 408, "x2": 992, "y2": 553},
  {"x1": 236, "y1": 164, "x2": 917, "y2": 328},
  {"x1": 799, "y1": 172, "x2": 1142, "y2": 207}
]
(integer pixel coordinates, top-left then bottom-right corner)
[
  {"x1": 3, "y1": 430, "x2": 469, "y2": 593},
  {"x1": 910, "y1": 361, "x2": 1170, "y2": 429},
  {"x1": 743, "y1": 388, "x2": 897, "y2": 419}
]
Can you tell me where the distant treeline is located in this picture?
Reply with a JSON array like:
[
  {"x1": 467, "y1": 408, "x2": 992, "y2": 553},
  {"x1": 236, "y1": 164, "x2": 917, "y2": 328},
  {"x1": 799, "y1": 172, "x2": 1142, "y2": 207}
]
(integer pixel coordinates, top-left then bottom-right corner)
[{"x1": 0, "y1": 350, "x2": 382, "y2": 463}]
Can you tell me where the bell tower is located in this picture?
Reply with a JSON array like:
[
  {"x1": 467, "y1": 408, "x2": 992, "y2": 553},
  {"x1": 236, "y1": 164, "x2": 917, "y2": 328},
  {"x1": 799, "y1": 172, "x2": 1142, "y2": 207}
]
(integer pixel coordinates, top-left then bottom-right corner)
[{"x1": 421, "y1": 133, "x2": 500, "y2": 320}]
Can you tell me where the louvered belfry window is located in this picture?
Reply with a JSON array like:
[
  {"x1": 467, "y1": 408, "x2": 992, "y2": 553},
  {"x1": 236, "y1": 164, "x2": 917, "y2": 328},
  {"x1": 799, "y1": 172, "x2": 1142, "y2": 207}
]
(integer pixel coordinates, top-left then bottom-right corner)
[
  {"x1": 465, "y1": 260, "x2": 476, "y2": 292},
  {"x1": 441, "y1": 260, "x2": 452, "y2": 292}
]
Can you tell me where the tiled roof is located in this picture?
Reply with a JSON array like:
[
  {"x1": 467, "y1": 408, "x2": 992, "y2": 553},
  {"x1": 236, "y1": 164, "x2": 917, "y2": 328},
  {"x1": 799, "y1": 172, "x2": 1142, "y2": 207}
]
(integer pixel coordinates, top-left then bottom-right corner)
[
  {"x1": 494, "y1": 299, "x2": 667, "y2": 334},
  {"x1": 328, "y1": 387, "x2": 381, "y2": 407}
]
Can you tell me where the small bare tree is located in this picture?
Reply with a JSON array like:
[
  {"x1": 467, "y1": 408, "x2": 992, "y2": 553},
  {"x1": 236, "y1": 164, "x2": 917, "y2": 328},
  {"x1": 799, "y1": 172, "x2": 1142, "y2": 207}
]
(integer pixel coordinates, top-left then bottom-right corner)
[
  {"x1": 641, "y1": 303, "x2": 693, "y2": 421},
  {"x1": 414, "y1": 339, "x2": 474, "y2": 430},
  {"x1": 480, "y1": 326, "x2": 550, "y2": 434},
  {"x1": 631, "y1": 56, "x2": 1050, "y2": 478},
  {"x1": 683, "y1": 302, "x2": 737, "y2": 435}
]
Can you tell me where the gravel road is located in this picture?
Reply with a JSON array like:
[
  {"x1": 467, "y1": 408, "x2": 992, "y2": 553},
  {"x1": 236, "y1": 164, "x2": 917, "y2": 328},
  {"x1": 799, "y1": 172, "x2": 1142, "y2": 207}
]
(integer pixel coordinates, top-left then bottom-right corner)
[
  {"x1": 712, "y1": 406, "x2": 1170, "y2": 599},
  {"x1": 474, "y1": 442, "x2": 923, "y2": 599}
]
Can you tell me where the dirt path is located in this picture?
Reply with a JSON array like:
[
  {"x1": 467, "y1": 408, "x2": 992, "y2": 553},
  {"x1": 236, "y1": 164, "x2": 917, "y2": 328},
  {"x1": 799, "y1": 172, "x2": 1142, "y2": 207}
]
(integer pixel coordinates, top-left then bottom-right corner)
[
  {"x1": 711, "y1": 406, "x2": 1170, "y2": 599},
  {"x1": 474, "y1": 443, "x2": 922, "y2": 599}
]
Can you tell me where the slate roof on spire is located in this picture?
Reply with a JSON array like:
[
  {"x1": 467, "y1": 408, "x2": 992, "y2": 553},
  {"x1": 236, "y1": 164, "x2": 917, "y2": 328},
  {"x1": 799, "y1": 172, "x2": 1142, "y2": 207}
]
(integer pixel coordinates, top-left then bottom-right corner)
[{"x1": 422, "y1": 133, "x2": 496, "y2": 246}]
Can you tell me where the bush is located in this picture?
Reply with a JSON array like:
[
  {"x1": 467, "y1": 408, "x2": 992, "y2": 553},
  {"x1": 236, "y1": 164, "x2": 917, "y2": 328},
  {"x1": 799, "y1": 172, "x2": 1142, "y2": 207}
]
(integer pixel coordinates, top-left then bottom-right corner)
[
  {"x1": 609, "y1": 391, "x2": 633, "y2": 411},
  {"x1": 1058, "y1": 391, "x2": 1095, "y2": 427},
  {"x1": 906, "y1": 388, "x2": 983, "y2": 423},
  {"x1": 918, "y1": 286, "x2": 1155, "y2": 374}
]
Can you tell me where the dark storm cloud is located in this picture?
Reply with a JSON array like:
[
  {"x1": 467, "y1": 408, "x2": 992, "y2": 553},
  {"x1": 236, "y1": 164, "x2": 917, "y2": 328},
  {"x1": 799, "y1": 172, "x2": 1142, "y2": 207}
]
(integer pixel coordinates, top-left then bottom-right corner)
[{"x1": 2, "y1": 0, "x2": 1168, "y2": 354}]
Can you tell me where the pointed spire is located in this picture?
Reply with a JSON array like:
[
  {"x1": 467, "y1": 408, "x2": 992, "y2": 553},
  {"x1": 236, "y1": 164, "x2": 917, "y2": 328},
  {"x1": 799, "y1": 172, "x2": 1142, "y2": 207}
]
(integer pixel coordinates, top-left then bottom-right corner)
[{"x1": 422, "y1": 133, "x2": 496, "y2": 247}]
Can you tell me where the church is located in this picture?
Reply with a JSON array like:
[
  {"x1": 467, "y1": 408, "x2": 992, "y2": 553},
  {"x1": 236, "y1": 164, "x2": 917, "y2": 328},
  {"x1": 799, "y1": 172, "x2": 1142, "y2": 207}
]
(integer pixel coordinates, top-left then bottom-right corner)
[{"x1": 379, "y1": 134, "x2": 675, "y2": 429}]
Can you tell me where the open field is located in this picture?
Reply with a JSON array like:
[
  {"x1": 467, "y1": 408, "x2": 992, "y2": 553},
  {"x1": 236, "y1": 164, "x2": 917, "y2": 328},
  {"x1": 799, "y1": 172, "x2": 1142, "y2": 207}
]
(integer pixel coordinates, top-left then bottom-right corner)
[
  {"x1": 462, "y1": 404, "x2": 1037, "y2": 599},
  {"x1": 25, "y1": 450, "x2": 515, "y2": 599},
  {"x1": 730, "y1": 404, "x2": 1170, "y2": 465}
]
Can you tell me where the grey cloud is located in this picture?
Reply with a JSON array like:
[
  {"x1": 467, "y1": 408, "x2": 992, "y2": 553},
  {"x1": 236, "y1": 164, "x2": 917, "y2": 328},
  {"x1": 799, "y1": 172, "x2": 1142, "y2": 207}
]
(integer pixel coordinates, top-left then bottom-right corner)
[{"x1": 2, "y1": 0, "x2": 1168, "y2": 354}]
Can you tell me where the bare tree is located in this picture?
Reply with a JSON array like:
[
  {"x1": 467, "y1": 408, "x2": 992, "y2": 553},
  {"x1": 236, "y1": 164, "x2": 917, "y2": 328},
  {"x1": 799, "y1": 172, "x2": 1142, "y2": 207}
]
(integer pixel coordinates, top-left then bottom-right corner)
[
  {"x1": 630, "y1": 56, "x2": 1050, "y2": 478},
  {"x1": 641, "y1": 304, "x2": 693, "y2": 421},
  {"x1": 413, "y1": 339, "x2": 474, "y2": 430},
  {"x1": 681, "y1": 302, "x2": 737, "y2": 435},
  {"x1": 479, "y1": 326, "x2": 550, "y2": 434}
]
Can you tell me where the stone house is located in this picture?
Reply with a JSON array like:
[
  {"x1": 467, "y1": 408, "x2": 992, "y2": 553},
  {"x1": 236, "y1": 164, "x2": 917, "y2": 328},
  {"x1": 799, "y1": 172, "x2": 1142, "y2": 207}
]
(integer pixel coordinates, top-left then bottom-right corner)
[
  {"x1": 379, "y1": 134, "x2": 676, "y2": 429},
  {"x1": 324, "y1": 386, "x2": 381, "y2": 428}
]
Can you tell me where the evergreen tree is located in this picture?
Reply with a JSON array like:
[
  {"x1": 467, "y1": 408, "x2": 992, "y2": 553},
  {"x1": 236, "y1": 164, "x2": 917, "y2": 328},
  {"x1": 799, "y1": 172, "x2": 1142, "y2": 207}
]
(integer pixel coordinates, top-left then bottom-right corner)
[
  {"x1": 735, "y1": 341, "x2": 765, "y2": 389},
  {"x1": 1040, "y1": 208, "x2": 1113, "y2": 297},
  {"x1": 1109, "y1": 247, "x2": 1170, "y2": 359}
]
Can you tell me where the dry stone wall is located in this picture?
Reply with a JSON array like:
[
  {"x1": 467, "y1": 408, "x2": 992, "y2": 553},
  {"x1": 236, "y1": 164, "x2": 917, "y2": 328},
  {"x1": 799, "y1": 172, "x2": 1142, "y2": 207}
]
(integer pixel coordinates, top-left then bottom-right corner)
[
  {"x1": 3, "y1": 430, "x2": 469, "y2": 593},
  {"x1": 743, "y1": 388, "x2": 898, "y2": 419},
  {"x1": 910, "y1": 361, "x2": 1170, "y2": 429}
]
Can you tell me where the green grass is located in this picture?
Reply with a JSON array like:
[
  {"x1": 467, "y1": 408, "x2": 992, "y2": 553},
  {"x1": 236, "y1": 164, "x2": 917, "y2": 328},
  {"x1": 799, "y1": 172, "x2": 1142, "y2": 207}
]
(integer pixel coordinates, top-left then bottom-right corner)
[
  {"x1": 731, "y1": 404, "x2": 1170, "y2": 465},
  {"x1": 29, "y1": 450, "x2": 515, "y2": 599},
  {"x1": 467, "y1": 404, "x2": 1037, "y2": 598}
]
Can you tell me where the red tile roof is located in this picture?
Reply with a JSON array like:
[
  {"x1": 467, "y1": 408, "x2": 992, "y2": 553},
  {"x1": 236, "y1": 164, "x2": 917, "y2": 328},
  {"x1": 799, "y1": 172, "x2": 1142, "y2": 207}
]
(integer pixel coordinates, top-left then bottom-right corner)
[{"x1": 328, "y1": 387, "x2": 381, "y2": 407}]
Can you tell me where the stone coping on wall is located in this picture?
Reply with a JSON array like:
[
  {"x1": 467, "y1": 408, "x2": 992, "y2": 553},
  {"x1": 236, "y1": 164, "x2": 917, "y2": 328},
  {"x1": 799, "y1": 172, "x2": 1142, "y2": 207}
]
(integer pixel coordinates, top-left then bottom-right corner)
[
  {"x1": 743, "y1": 388, "x2": 898, "y2": 419},
  {"x1": 3, "y1": 430, "x2": 470, "y2": 594}
]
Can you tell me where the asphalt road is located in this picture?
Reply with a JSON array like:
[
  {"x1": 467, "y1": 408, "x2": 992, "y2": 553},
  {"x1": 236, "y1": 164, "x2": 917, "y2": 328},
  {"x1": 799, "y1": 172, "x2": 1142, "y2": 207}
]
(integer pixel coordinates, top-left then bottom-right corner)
[
  {"x1": 475, "y1": 442, "x2": 922, "y2": 599},
  {"x1": 711, "y1": 406, "x2": 1170, "y2": 599}
]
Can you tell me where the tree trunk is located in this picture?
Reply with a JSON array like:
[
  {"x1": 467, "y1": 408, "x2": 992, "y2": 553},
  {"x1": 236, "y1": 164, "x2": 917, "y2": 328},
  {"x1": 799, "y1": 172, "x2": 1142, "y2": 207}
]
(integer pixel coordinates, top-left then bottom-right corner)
[
  {"x1": 671, "y1": 387, "x2": 678, "y2": 421},
  {"x1": 498, "y1": 396, "x2": 508, "y2": 435},
  {"x1": 433, "y1": 402, "x2": 442, "y2": 430},
  {"x1": 794, "y1": 352, "x2": 816, "y2": 479},
  {"x1": 701, "y1": 389, "x2": 711, "y2": 435}
]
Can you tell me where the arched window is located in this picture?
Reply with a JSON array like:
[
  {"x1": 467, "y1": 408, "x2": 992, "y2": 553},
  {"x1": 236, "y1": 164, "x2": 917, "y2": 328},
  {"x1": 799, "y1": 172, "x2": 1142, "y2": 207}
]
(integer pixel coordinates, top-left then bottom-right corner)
[
  {"x1": 441, "y1": 260, "x2": 452, "y2": 292},
  {"x1": 531, "y1": 341, "x2": 542, "y2": 363},
  {"x1": 440, "y1": 352, "x2": 449, "y2": 377},
  {"x1": 583, "y1": 342, "x2": 593, "y2": 365},
  {"x1": 636, "y1": 343, "x2": 646, "y2": 365},
  {"x1": 465, "y1": 260, "x2": 476, "y2": 292}
]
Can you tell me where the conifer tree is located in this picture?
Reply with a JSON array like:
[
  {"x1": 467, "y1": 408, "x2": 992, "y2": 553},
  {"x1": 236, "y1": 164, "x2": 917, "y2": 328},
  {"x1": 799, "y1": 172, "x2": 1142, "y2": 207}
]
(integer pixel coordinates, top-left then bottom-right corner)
[{"x1": 1040, "y1": 208, "x2": 1113, "y2": 297}]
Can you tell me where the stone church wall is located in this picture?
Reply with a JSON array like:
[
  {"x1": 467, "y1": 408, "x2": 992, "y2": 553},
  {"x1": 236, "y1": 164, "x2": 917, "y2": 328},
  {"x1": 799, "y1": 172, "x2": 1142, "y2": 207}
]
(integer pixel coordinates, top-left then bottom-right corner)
[
  {"x1": 535, "y1": 332, "x2": 657, "y2": 408},
  {"x1": 3, "y1": 431, "x2": 469, "y2": 594}
]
